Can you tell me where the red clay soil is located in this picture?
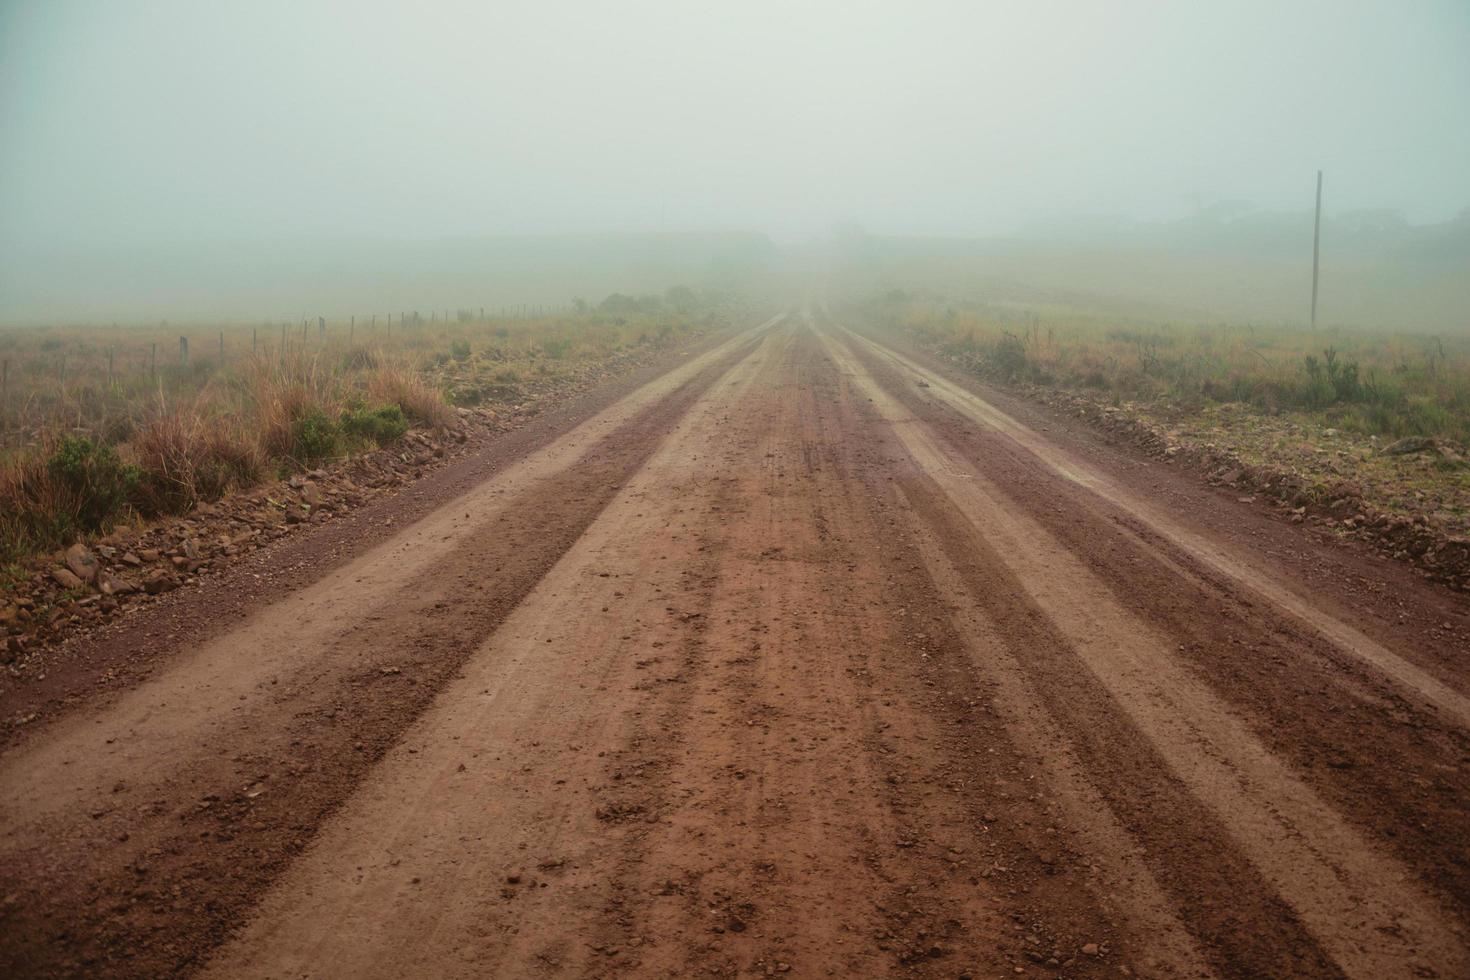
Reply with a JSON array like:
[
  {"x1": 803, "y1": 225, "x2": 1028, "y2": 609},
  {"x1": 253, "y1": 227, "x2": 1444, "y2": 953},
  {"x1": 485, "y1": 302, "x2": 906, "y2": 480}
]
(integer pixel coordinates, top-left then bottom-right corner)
[{"x1": 1, "y1": 311, "x2": 1466, "y2": 979}]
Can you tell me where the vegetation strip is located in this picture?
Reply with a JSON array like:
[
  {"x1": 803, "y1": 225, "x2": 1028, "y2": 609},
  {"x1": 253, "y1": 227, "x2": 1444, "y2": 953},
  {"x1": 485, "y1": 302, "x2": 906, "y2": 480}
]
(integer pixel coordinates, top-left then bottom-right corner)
[
  {"x1": 865, "y1": 297, "x2": 1469, "y2": 590},
  {"x1": 2, "y1": 297, "x2": 744, "y2": 669}
]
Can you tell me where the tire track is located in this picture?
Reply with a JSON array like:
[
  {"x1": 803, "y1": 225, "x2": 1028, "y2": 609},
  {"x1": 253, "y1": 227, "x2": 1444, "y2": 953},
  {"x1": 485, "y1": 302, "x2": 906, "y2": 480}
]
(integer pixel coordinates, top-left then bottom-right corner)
[
  {"x1": 9, "y1": 306, "x2": 1464, "y2": 980},
  {"x1": 893, "y1": 493, "x2": 1215, "y2": 978},
  {"x1": 842, "y1": 325, "x2": 1470, "y2": 730},
  {"x1": 0, "y1": 318, "x2": 780, "y2": 978},
  {"x1": 200, "y1": 323, "x2": 795, "y2": 978},
  {"x1": 819, "y1": 319, "x2": 1469, "y2": 978},
  {"x1": 862, "y1": 339, "x2": 1470, "y2": 919},
  {"x1": 593, "y1": 328, "x2": 1126, "y2": 978}
]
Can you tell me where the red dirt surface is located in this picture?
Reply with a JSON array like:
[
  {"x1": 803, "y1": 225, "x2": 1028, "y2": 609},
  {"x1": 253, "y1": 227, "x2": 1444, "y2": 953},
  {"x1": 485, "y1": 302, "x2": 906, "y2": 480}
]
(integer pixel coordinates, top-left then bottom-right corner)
[{"x1": 2, "y1": 310, "x2": 1467, "y2": 979}]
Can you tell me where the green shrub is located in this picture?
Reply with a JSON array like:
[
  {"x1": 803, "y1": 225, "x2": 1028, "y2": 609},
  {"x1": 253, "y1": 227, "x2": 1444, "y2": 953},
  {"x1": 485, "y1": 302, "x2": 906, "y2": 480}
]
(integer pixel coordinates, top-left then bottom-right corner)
[
  {"x1": 292, "y1": 408, "x2": 339, "y2": 463},
  {"x1": 449, "y1": 339, "x2": 472, "y2": 362},
  {"x1": 1301, "y1": 348, "x2": 1366, "y2": 408},
  {"x1": 340, "y1": 404, "x2": 408, "y2": 446},
  {"x1": 47, "y1": 435, "x2": 140, "y2": 533},
  {"x1": 987, "y1": 332, "x2": 1029, "y2": 381}
]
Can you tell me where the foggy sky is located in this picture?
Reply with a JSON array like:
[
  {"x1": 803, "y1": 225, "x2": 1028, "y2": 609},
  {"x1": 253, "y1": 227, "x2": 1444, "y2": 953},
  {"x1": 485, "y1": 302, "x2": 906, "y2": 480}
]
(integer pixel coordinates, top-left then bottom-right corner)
[{"x1": 2, "y1": 1, "x2": 1468, "y2": 320}]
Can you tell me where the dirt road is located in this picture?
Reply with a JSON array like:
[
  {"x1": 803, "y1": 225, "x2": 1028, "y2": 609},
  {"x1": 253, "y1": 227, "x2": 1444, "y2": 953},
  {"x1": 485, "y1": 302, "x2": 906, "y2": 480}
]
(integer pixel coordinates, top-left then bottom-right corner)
[{"x1": 3, "y1": 310, "x2": 1468, "y2": 979}]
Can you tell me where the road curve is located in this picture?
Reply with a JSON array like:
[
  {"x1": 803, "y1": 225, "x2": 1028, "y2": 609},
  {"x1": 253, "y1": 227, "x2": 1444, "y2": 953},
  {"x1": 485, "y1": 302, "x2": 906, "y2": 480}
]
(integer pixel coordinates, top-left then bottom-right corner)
[{"x1": 2, "y1": 310, "x2": 1467, "y2": 979}]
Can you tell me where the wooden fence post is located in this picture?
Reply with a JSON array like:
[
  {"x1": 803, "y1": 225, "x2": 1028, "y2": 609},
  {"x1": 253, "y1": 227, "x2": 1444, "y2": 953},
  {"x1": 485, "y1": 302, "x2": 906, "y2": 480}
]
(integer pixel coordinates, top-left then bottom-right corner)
[
  {"x1": 219, "y1": 331, "x2": 224, "y2": 361},
  {"x1": 179, "y1": 336, "x2": 188, "y2": 365},
  {"x1": 253, "y1": 326, "x2": 258, "y2": 352},
  {"x1": 108, "y1": 347, "x2": 114, "y2": 387},
  {"x1": 151, "y1": 343, "x2": 157, "y2": 380}
]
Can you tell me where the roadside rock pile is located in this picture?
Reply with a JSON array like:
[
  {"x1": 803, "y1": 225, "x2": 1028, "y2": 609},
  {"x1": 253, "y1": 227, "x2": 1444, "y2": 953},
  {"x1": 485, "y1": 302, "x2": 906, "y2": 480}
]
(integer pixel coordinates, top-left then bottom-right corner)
[
  {"x1": 2, "y1": 421, "x2": 464, "y2": 666},
  {"x1": 1029, "y1": 387, "x2": 1470, "y2": 593}
]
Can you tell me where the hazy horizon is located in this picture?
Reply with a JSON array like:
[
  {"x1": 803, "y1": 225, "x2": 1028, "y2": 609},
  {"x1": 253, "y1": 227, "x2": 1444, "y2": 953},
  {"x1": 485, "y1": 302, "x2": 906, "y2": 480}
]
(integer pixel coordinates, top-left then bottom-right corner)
[{"x1": 2, "y1": 1, "x2": 1467, "y2": 323}]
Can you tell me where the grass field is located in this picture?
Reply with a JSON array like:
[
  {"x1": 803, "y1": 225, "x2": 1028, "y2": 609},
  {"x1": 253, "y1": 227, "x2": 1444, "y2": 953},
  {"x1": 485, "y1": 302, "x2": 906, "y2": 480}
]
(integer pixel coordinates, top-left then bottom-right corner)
[
  {"x1": 861, "y1": 291, "x2": 1470, "y2": 541},
  {"x1": 0, "y1": 293, "x2": 718, "y2": 564},
  {"x1": 881, "y1": 294, "x2": 1470, "y2": 444}
]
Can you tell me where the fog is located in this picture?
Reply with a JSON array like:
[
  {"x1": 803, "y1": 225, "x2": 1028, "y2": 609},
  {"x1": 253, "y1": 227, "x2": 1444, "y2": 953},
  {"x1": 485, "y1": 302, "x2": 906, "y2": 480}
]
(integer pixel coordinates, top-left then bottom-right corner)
[{"x1": 2, "y1": 1, "x2": 1467, "y2": 325}]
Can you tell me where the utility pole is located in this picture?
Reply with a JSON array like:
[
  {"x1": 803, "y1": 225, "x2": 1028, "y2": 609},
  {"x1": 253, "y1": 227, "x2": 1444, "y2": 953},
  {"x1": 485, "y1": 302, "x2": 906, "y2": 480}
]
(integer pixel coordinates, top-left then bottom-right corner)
[{"x1": 1310, "y1": 169, "x2": 1323, "y2": 331}]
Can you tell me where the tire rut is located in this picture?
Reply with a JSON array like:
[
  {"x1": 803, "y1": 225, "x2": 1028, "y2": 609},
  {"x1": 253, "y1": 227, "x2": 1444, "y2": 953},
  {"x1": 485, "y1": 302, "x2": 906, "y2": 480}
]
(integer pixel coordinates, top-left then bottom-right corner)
[
  {"x1": 845, "y1": 326, "x2": 1470, "y2": 727},
  {"x1": 0, "y1": 327, "x2": 770, "y2": 978},
  {"x1": 587, "y1": 329, "x2": 1125, "y2": 977},
  {"x1": 200, "y1": 324, "x2": 794, "y2": 978},
  {"x1": 861, "y1": 338, "x2": 1470, "y2": 920},
  {"x1": 821, "y1": 316, "x2": 1468, "y2": 977},
  {"x1": 7, "y1": 308, "x2": 1467, "y2": 980}
]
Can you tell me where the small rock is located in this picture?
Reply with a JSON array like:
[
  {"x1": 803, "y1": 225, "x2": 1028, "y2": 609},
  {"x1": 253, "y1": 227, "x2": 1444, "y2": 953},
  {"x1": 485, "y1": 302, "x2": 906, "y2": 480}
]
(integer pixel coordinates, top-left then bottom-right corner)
[
  {"x1": 51, "y1": 567, "x2": 85, "y2": 590},
  {"x1": 1382, "y1": 436, "x2": 1438, "y2": 457},
  {"x1": 64, "y1": 544, "x2": 99, "y2": 583},
  {"x1": 143, "y1": 570, "x2": 177, "y2": 595}
]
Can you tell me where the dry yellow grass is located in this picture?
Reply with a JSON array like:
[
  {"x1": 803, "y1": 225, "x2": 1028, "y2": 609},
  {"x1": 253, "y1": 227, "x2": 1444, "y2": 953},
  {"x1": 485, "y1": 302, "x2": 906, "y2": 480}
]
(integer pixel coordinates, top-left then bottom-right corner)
[
  {"x1": 885, "y1": 297, "x2": 1470, "y2": 444},
  {"x1": 0, "y1": 306, "x2": 711, "y2": 562}
]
